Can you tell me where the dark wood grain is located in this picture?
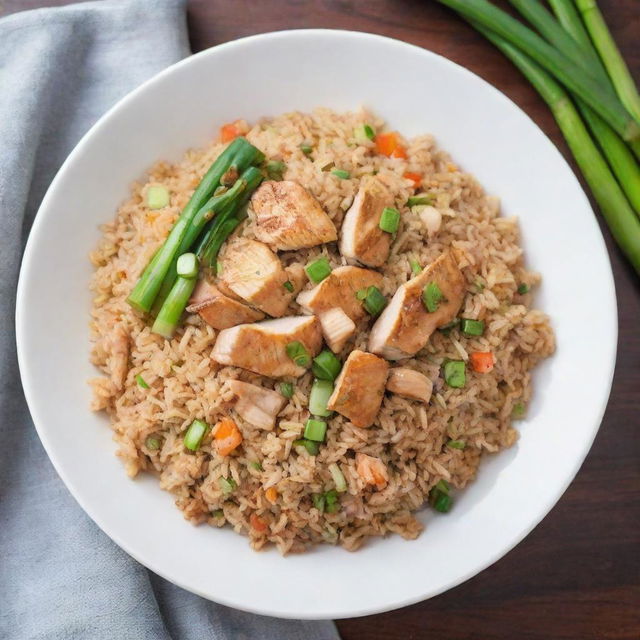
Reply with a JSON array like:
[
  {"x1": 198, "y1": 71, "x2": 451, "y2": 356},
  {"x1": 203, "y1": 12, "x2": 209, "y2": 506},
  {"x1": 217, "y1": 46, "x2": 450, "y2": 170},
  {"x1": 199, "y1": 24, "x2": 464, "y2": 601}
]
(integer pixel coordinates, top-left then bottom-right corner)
[{"x1": 3, "y1": 0, "x2": 639, "y2": 638}]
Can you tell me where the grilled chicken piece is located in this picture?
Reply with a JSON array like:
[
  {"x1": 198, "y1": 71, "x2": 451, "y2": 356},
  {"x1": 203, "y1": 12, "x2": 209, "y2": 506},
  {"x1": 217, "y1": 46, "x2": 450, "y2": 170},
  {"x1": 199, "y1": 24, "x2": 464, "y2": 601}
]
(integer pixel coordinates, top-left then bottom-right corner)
[
  {"x1": 211, "y1": 316, "x2": 323, "y2": 378},
  {"x1": 318, "y1": 308, "x2": 356, "y2": 353},
  {"x1": 386, "y1": 368, "x2": 433, "y2": 403},
  {"x1": 355, "y1": 453, "x2": 389, "y2": 490},
  {"x1": 251, "y1": 180, "x2": 338, "y2": 250},
  {"x1": 339, "y1": 176, "x2": 395, "y2": 267},
  {"x1": 227, "y1": 380, "x2": 286, "y2": 430},
  {"x1": 369, "y1": 251, "x2": 465, "y2": 360},
  {"x1": 186, "y1": 280, "x2": 264, "y2": 329},
  {"x1": 327, "y1": 350, "x2": 389, "y2": 428},
  {"x1": 218, "y1": 239, "x2": 293, "y2": 317},
  {"x1": 296, "y1": 266, "x2": 383, "y2": 322}
]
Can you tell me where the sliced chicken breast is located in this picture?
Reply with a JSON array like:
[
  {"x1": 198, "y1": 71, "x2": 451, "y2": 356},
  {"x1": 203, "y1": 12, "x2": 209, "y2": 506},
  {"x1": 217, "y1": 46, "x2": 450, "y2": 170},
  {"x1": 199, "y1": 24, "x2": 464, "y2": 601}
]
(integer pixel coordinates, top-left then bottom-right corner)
[
  {"x1": 326, "y1": 350, "x2": 389, "y2": 428},
  {"x1": 318, "y1": 308, "x2": 356, "y2": 353},
  {"x1": 218, "y1": 239, "x2": 293, "y2": 317},
  {"x1": 211, "y1": 315, "x2": 323, "y2": 378},
  {"x1": 227, "y1": 380, "x2": 286, "y2": 430},
  {"x1": 386, "y1": 368, "x2": 433, "y2": 403},
  {"x1": 251, "y1": 180, "x2": 337, "y2": 250},
  {"x1": 368, "y1": 251, "x2": 465, "y2": 359},
  {"x1": 186, "y1": 280, "x2": 264, "y2": 329},
  {"x1": 296, "y1": 265, "x2": 383, "y2": 322},
  {"x1": 339, "y1": 176, "x2": 395, "y2": 267}
]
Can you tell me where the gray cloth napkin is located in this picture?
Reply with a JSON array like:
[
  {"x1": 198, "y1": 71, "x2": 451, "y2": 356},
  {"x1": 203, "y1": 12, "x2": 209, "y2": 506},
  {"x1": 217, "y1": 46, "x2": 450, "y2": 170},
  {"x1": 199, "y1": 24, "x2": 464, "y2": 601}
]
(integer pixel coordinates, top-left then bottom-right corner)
[{"x1": 0, "y1": 1, "x2": 339, "y2": 638}]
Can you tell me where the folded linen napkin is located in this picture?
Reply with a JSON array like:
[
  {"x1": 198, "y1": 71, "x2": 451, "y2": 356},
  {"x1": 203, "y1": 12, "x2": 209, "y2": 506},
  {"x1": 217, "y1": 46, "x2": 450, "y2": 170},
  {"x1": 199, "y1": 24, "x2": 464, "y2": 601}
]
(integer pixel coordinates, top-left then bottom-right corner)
[{"x1": 0, "y1": 2, "x2": 339, "y2": 638}]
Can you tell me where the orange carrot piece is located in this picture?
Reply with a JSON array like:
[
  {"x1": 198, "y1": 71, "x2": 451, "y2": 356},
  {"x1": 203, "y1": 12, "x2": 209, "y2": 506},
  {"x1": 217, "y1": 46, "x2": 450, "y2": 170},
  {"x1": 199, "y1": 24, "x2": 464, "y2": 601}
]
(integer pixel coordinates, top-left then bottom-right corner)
[
  {"x1": 375, "y1": 131, "x2": 406, "y2": 158},
  {"x1": 403, "y1": 171, "x2": 422, "y2": 188},
  {"x1": 470, "y1": 352, "x2": 494, "y2": 373},
  {"x1": 265, "y1": 487, "x2": 278, "y2": 504},
  {"x1": 214, "y1": 417, "x2": 243, "y2": 456},
  {"x1": 220, "y1": 122, "x2": 240, "y2": 143},
  {"x1": 392, "y1": 145, "x2": 408, "y2": 159},
  {"x1": 250, "y1": 513, "x2": 268, "y2": 532}
]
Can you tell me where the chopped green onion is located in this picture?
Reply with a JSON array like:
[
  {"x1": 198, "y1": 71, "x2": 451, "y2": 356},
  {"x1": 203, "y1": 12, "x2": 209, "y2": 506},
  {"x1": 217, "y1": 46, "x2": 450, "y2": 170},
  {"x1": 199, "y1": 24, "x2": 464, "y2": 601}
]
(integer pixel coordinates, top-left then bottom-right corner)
[
  {"x1": 218, "y1": 476, "x2": 237, "y2": 495},
  {"x1": 285, "y1": 341, "x2": 310, "y2": 367},
  {"x1": 145, "y1": 435, "x2": 161, "y2": 450},
  {"x1": 283, "y1": 280, "x2": 294, "y2": 292},
  {"x1": 460, "y1": 318, "x2": 485, "y2": 336},
  {"x1": 304, "y1": 418, "x2": 327, "y2": 442},
  {"x1": 379, "y1": 207, "x2": 400, "y2": 233},
  {"x1": 300, "y1": 143, "x2": 313, "y2": 155},
  {"x1": 433, "y1": 492, "x2": 453, "y2": 513},
  {"x1": 438, "y1": 318, "x2": 460, "y2": 334},
  {"x1": 184, "y1": 419, "x2": 209, "y2": 451},
  {"x1": 422, "y1": 281, "x2": 444, "y2": 312},
  {"x1": 443, "y1": 360, "x2": 466, "y2": 388},
  {"x1": 447, "y1": 439, "x2": 466, "y2": 450},
  {"x1": 312, "y1": 349, "x2": 342, "y2": 381},
  {"x1": 362, "y1": 286, "x2": 387, "y2": 316},
  {"x1": 135, "y1": 374, "x2": 150, "y2": 389},
  {"x1": 328, "y1": 462, "x2": 347, "y2": 492},
  {"x1": 305, "y1": 257, "x2": 332, "y2": 283},
  {"x1": 517, "y1": 283, "x2": 530, "y2": 294},
  {"x1": 176, "y1": 252, "x2": 198, "y2": 279},
  {"x1": 293, "y1": 438, "x2": 320, "y2": 456},
  {"x1": 331, "y1": 169, "x2": 350, "y2": 179},
  {"x1": 249, "y1": 461, "x2": 263, "y2": 471},
  {"x1": 354, "y1": 123, "x2": 376, "y2": 144},
  {"x1": 279, "y1": 382, "x2": 294, "y2": 399},
  {"x1": 407, "y1": 194, "x2": 433, "y2": 207},
  {"x1": 266, "y1": 160, "x2": 286, "y2": 180},
  {"x1": 211, "y1": 508, "x2": 224, "y2": 518},
  {"x1": 473, "y1": 278, "x2": 485, "y2": 292},
  {"x1": 409, "y1": 258, "x2": 422, "y2": 275},
  {"x1": 429, "y1": 479, "x2": 453, "y2": 513},
  {"x1": 355, "y1": 288, "x2": 368, "y2": 300},
  {"x1": 147, "y1": 185, "x2": 170, "y2": 209},
  {"x1": 324, "y1": 489, "x2": 340, "y2": 513},
  {"x1": 512, "y1": 402, "x2": 527, "y2": 419},
  {"x1": 309, "y1": 379, "x2": 334, "y2": 417},
  {"x1": 312, "y1": 493, "x2": 326, "y2": 512}
]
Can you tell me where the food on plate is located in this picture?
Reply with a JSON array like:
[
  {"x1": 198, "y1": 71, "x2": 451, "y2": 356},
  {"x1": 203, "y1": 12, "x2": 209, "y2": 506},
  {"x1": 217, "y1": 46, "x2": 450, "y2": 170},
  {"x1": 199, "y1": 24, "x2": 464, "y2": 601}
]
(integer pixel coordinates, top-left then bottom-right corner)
[{"x1": 89, "y1": 108, "x2": 554, "y2": 553}]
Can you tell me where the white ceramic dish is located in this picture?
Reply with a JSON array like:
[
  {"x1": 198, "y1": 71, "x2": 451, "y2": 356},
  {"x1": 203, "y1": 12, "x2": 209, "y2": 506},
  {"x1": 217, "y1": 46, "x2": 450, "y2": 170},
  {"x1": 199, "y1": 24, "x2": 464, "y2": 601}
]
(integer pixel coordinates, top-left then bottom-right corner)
[{"x1": 16, "y1": 30, "x2": 617, "y2": 620}]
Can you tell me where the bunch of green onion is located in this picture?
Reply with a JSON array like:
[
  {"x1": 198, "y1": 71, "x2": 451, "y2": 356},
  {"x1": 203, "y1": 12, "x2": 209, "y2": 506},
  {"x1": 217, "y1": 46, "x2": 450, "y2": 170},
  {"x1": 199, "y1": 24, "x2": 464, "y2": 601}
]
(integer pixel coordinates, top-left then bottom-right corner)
[
  {"x1": 436, "y1": 0, "x2": 640, "y2": 274},
  {"x1": 126, "y1": 137, "x2": 266, "y2": 337}
]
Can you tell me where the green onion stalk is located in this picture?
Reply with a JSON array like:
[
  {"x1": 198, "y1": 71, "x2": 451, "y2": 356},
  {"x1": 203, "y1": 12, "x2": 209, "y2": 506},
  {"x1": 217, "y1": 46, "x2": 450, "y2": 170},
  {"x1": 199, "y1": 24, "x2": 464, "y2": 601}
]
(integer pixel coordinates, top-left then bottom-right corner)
[
  {"x1": 435, "y1": 0, "x2": 640, "y2": 144},
  {"x1": 575, "y1": 0, "x2": 640, "y2": 128},
  {"x1": 473, "y1": 24, "x2": 640, "y2": 274},
  {"x1": 196, "y1": 166, "x2": 264, "y2": 267},
  {"x1": 127, "y1": 137, "x2": 264, "y2": 313},
  {"x1": 509, "y1": 0, "x2": 640, "y2": 214}
]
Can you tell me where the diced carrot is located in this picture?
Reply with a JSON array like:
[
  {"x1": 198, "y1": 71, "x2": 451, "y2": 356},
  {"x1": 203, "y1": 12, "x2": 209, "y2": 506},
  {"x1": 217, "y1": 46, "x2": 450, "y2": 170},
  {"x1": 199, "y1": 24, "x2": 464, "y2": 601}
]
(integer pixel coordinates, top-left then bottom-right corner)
[
  {"x1": 220, "y1": 122, "x2": 240, "y2": 143},
  {"x1": 265, "y1": 487, "x2": 278, "y2": 504},
  {"x1": 470, "y1": 352, "x2": 494, "y2": 373},
  {"x1": 403, "y1": 171, "x2": 422, "y2": 188},
  {"x1": 392, "y1": 145, "x2": 408, "y2": 159},
  {"x1": 250, "y1": 513, "x2": 268, "y2": 532},
  {"x1": 375, "y1": 131, "x2": 407, "y2": 159},
  {"x1": 213, "y1": 417, "x2": 243, "y2": 456},
  {"x1": 447, "y1": 162, "x2": 458, "y2": 173},
  {"x1": 355, "y1": 453, "x2": 389, "y2": 490}
]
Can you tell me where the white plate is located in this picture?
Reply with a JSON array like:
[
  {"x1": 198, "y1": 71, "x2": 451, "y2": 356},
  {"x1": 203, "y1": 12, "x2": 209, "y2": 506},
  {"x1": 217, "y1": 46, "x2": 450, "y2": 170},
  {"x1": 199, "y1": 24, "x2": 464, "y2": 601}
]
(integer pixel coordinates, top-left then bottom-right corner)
[{"x1": 16, "y1": 30, "x2": 617, "y2": 619}]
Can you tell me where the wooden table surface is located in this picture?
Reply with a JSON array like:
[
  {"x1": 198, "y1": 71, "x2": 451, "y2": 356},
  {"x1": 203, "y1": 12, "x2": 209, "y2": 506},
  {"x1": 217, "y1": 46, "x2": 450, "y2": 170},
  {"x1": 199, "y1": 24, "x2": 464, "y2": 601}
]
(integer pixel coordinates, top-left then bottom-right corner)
[{"x1": 5, "y1": 0, "x2": 639, "y2": 638}]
